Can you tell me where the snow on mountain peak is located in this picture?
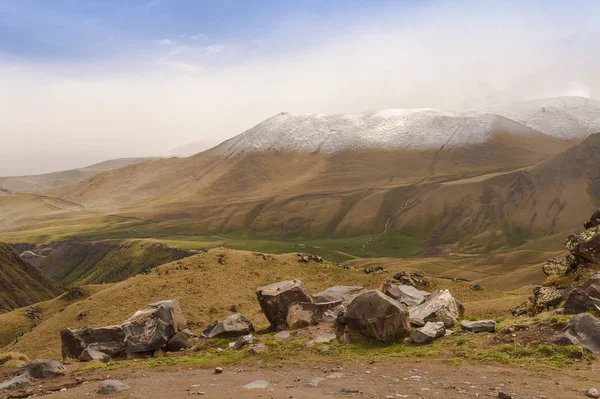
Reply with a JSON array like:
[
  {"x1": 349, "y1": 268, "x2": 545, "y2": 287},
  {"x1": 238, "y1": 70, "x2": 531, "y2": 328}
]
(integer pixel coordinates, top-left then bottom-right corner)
[{"x1": 213, "y1": 96, "x2": 600, "y2": 156}]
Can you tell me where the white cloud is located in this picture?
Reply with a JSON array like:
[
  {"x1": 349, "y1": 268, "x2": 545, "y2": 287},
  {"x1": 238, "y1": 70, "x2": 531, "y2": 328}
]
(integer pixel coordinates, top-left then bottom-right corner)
[{"x1": 155, "y1": 39, "x2": 172, "y2": 45}]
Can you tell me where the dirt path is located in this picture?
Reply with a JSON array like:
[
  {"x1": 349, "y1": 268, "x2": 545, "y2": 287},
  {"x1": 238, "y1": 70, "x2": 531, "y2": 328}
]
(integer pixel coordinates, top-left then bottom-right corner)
[{"x1": 31, "y1": 359, "x2": 600, "y2": 399}]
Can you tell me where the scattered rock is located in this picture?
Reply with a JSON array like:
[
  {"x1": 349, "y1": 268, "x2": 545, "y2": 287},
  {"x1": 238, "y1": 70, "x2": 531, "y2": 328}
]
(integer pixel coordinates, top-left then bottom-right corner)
[
  {"x1": 337, "y1": 332, "x2": 352, "y2": 344},
  {"x1": 207, "y1": 313, "x2": 255, "y2": 338},
  {"x1": 380, "y1": 280, "x2": 430, "y2": 306},
  {"x1": 307, "y1": 333, "x2": 336, "y2": 346},
  {"x1": 242, "y1": 380, "x2": 270, "y2": 389},
  {"x1": 215, "y1": 367, "x2": 224, "y2": 374},
  {"x1": 587, "y1": 388, "x2": 600, "y2": 398},
  {"x1": 232, "y1": 334, "x2": 254, "y2": 350},
  {"x1": 461, "y1": 320, "x2": 496, "y2": 333},
  {"x1": 274, "y1": 331, "x2": 290, "y2": 340},
  {"x1": 410, "y1": 321, "x2": 446, "y2": 344},
  {"x1": 60, "y1": 325, "x2": 125, "y2": 359},
  {"x1": 249, "y1": 343, "x2": 268, "y2": 355},
  {"x1": 409, "y1": 290, "x2": 464, "y2": 328},
  {"x1": 256, "y1": 280, "x2": 312, "y2": 331},
  {"x1": 498, "y1": 393, "x2": 512, "y2": 399},
  {"x1": 471, "y1": 284, "x2": 482, "y2": 291},
  {"x1": 78, "y1": 348, "x2": 111, "y2": 363},
  {"x1": 97, "y1": 379, "x2": 129, "y2": 395},
  {"x1": 308, "y1": 377, "x2": 327, "y2": 387},
  {"x1": 166, "y1": 330, "x2": 192, "y2": 352},
  {"x1": 344, "y1": 290, "x2": 410, "y2": 343},
  {"x1": 552, "y1": 313, "x2": 600, "y2": 354},
  {"x1": 21, "y1": 359, "x2": 65, "y2": 379},
  {"x1": 393, "y1": 271, "x2": 428, "y2": 287},
  {"x1": 312, "y1": 286, "x2": 365, "y2": 306},
  {"x1": 122, "y1": 299, "x2": 187, "y2": 353},
  {"x1": 0, "y1": 372, "x2": 32, "y2": 393}
]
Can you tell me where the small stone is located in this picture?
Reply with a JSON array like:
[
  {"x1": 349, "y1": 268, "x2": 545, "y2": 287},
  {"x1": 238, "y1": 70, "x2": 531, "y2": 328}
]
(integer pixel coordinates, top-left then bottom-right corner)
[
  {"x1": 498, "y1": 393, "x2": 512, "y2": 399},
  {"x1": 274, "y1": 331, "x2": 291, "y2": 340},
  {"x1": 307, "y1": 333, "x2": 336, "y2": 346},
  {"x1": 242, "y1": 380, "x2": 270, "y2": 389},
  {"x1": 232, "y1": 334, "x2": 253, "y2": 350},
  {"x1": 587, "y1": 388, "x2": 600, "y2": 398},
  {"x1": 215, "y1": 367, "x2": 224, "y2": 374},
  {"x1": 341, "y1": 388, "x2": 361, "y2": 393},
  {"x1": 97, "y1": 380, "x2": 129, "y2": 395},
  {"x1": 308, "y1": 377, "x2": 327, "y2": 387}
]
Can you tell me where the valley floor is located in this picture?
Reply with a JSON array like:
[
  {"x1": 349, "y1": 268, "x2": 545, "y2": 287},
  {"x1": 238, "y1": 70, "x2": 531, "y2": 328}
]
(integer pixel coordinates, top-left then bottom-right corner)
[{"x1": 16, "y1": 358, "x2": 600, "y2": 399}]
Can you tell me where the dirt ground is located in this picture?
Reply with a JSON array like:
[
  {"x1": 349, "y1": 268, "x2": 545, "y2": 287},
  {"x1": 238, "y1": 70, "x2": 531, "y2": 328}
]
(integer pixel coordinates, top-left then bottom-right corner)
[{"x1": 7, "y1": 359, "x2": 600, "y2": 399}]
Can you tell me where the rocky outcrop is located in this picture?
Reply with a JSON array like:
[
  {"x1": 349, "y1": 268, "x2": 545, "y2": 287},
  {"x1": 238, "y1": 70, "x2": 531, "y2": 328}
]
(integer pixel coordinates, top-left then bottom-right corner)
[
  {"x1": 256, "y1": 280, "x2": 312, "y2": 331},
  {"x1": 380, "y1": 280, "x2": 430, "y2": 306},
  {"x1": 392, "y1": 271, "x2": 428, "y2": 288},
  {"x1": 207, "y1": 313, "x2": 255, "y2": 338},
  {"x1": 122, "y1": 299, "x2": 187, "y2": 353},
  {"x1": 410, "y1": 322, "x2": 446, "y2": 344},
  {"x1": 312, "y1": 286, "x2": 365, "y2": 306},
  {"x1": 60, "y1": 326, "x2": 125, "y2": 359},
  {"x1": 286, "y1": 300, "x2": 344, "y2": 329},
  {"x1": 512, "y1": 285, "x2": 564, "y2": 316},
  {"x1": 461, "y1": 320, "x2": 496, "y2": 333},
  {"x1": 409, "y1": 290, "x2": 464, "y2": 328},
  {"x1": 542, "y1": 257, "x2": 570, "y2": 276},
  {"x1": 563, "y1": 274, "x2": 600, "y2": 314},
  {"x1": 344, "y1": 290, "x2": 410, "y2": 343},
  {"x1": 552, "y1": 314, "x2": 600, "y2": 354}
]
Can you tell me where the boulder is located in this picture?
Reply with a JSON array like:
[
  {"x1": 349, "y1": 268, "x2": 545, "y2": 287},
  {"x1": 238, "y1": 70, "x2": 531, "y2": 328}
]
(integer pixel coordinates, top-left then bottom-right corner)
[
  {"x1": 380, "y1": 280, "x2": 429, "y2": 306},
  {"x1": 312, "y1": 286, "x2": 365, "y2": 306},
  {"x1": 344, "y1": 290, "x2": 410, "y2": 343},
  {"x1": 566, "y1": 230, "x2": 600, "y2": 265},
  {"x1": 409, "y1": 290, "x2": 464, "y2": 328},
  {"x1": 461, "y1": 320, "x2": 496, "y2": 333},
  {"x1": 410, "y1": 321, "x2": 446, "y2": 344},
  {"x1": 563, "y1": 274, "x2": 600, "y2": 314},
  {"x1": 21, "y1": 359, "x2": 65, "y2": 379},
  {"x1": 166, "y1": 331, "x2": 192, "y2": 351},
  {"x1": 584, "y1": 208, "x2": 600, "y2": 230},
  {"x1": 207, "y1": 313, "x2": 255, "y2": 338},
  {"x1": 97, "y1": 380, "x2": 129, "y2": 395},
  {"x1": 60, "y1": 325, "x2": 125, "y2": 359},
  {"x1": 0, "y1": 373, "x2": 32, "y2": 393},
  {"x1": 256, "y1": 280, "x2": 312, "y2": 331},
  {"x1": 78, "y1": 348, "x2": 111, "y2": 363},
  {"x1": 542, "y1": 257, "x2": 570, "y2": 276},
  {"x1": 552, "y1": 314, "x2": 600, "y2": 354},
  {"x1": 122, "y1": 299, "x2": 186, "y2": 353},
  {"x1": 286, "y1": 300, "x2": 344, "y2": 329}
]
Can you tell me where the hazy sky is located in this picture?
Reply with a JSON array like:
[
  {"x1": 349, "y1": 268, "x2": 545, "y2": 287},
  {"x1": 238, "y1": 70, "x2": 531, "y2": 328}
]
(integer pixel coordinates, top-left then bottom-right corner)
[{"x1": 1, "y1": 0, "x2": 600, "y2": 175}]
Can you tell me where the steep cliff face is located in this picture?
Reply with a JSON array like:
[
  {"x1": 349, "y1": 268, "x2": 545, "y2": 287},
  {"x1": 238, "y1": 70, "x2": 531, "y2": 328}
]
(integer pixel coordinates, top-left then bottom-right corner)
[{"x1": 0, "y1": 242, "x2": 63, "y2": 311}]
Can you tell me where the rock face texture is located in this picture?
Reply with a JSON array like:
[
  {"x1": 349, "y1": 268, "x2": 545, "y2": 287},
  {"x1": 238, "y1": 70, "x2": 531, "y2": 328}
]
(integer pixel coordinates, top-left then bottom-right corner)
[
  {"x1": 410, "y1": 322, "x2": 446, "y2": 344},
  {"x1": 60, "y1": 326, "x2": 125, "y2": 359},
  {"x1": 207, "y1": 313, "x2": 255, "y2": 338},
  {"x1": 564, "y1": 274, "x2": 600, "y2": 314},
  {"x1": 552, "y1": 314, "x2": 600, "y2": 354},
  {"x1": 461, "y1": 320, "x2": 496, "y2": 333},
  {"x1": 344, "y1": 290, "x2": 410, "y2": 343},
  {"x1": 78, "y1": 348, "x2": 111, "y2": 363},
  {"x1": 409, "y1": 290, "x2": 464, "y2": 328},
  {"x1": 312, "y1": 286, "x2": 365, "y2": 306},
  {"x1": 541, "y1": 257, "x2": 570, "y2": 276},
  {"x1": 380, "y1": 280, "x2": 430, "y2": 306},
  {"x1": 286, "y1": 300, "x2": 344, "y2": 329},
  {"x1": 122, "y1": 299, "x2": 187, "y2": 353},
  {"x1": 256, "y1": 280, "x2": 312, "y2": 331}
]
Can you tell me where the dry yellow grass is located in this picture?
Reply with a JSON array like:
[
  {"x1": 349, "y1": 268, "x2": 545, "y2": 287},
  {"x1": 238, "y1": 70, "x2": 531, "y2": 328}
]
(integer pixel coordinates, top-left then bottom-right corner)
[{"x1": 1, "y1": 248, "x2": 521, "y2": 359}]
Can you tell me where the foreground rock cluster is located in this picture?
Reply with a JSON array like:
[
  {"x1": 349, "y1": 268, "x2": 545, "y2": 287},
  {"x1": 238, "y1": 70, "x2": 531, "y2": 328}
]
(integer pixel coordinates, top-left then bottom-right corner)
[{"x1": 60, "y1": 299, "x2": 193, "y2": 361}]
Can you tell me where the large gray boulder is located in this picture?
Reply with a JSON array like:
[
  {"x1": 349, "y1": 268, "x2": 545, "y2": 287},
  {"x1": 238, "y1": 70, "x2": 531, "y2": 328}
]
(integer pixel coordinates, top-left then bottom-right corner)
[
  {"x1": 410, "y1": 321, "x2": 445, "y2": 344},
  {"x1": 409, "y1": 290, "x2": 464, "y2": 328},
  {"x1": 461, "y1": 320, "x2": 496, "y2": 333},
  {"x1": 286, "y1": 300, "x2": 344, "y2": 329},
  {"x1": 552, "y1": 313, "x2": 600, "y2": 354},
  {"x1": 21, "y1": 359, "x2": 66, "y2": 379},
  {"x1": 380, "y1": 280, "x2": 430, "y2": 306},
  {"x1": 207, "y1": 313, "x2": 255, "y2": 338},
  {"x1": 0, "y1": 373, "x2": 32, "y2": 394},
  {"x1": 60, "y1": 325, "x2": 125, "y2": 359},
  {"x1": 122, "y1": 299, "x2": 187, "y2": 353},
  {"x1": 344, "y1": 290, "x2": 410, "y2": 343},
  {"x1": 256, "y1": 280, "x2": 312, "y2": 331},
  {"x1": 312, "y1": 286, "x2": 365, "y2": 306}
]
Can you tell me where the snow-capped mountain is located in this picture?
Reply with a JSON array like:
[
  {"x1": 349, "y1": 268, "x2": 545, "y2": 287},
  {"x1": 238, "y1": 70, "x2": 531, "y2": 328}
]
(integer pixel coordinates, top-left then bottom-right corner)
[
  {"x1": 478, "y1": 96, "x2": 600, "y2": 139},
  {"x1": 214, "y1": 96, "x2": 600, "y2": 156}
]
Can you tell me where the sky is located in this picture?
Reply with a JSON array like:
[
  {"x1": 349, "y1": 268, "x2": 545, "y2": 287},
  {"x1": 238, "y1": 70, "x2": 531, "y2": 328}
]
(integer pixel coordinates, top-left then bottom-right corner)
[{"x1": 1, "y1": 0, "x2": 600, "y2": 175}]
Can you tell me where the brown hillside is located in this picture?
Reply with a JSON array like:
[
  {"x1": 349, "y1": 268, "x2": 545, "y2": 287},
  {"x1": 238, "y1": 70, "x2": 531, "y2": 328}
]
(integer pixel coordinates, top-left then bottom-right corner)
[{"x1": 0, "y1": 243, "x2": 63, "y2": 311}]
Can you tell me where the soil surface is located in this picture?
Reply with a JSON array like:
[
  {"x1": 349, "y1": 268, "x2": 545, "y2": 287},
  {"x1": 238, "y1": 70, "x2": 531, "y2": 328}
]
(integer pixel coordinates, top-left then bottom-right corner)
[{"x1": 7, "y1": 359, "x2": 600, "y2": 399}]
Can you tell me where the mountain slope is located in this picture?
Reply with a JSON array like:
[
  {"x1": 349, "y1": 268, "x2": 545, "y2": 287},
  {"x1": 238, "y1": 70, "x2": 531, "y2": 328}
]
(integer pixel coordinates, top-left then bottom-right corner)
[
  {"x1": 0, "y1": 157, "x2": 156, "y2": 194},
  {"x1": 0, "y1": 242, "x2": 62, "y2": 311}
]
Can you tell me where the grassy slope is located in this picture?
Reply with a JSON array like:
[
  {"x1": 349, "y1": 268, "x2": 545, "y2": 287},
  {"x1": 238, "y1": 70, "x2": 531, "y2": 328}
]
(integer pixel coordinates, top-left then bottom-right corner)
[
  {"x1": 0, "y1": 248, "x2": 523, "y2": 359},
  {"x1": 0, "y1": 243, "x2": 63, "y2": 311}
]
